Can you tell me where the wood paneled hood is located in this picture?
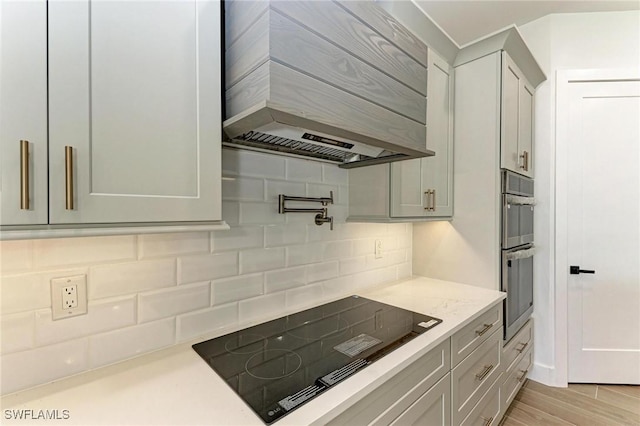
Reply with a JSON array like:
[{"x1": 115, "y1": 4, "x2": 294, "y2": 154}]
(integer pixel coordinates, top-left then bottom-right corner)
[{"x1": 222, "y1": 0, "x2": 435, "y2": 169}]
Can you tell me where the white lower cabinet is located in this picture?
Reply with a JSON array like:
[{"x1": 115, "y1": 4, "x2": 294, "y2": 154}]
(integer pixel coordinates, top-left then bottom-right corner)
[
  {"x1": 327, "y1": 340, "x2": 450, "y2": 426},
  {"x1": 460, "y1": 373, "x2": 501, "y2": 426},
  {"x1": 390, "y1": 373, "x2": 451, "y2": 426},
  {"x1": 500, "y1": 320, "x2": 533, "y2": 415},
  {"x1": 331, "y1": 302, "x2": 522, "y2": 426}
]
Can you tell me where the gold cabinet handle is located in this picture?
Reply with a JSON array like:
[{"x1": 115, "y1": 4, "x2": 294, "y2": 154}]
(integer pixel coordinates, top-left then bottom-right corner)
[
  {"x1": 20, "y1": 140, "x2": 30, "y2": 210},
  {"x1": 518, "y1": 368, "x2": 529, "y2": 382},
  {"x1": 481, "y1": 416, "x2": 494, "y2": 426},
  {"x1": 475, "y1": 364, "x2": 494, "y2": 381},
  {"x1": 520, "y1": 151, "x2": 529, "y2": 171},
  {"x1": 423, "y1": 189, "x2": 436, "y2": 212},
  {"x1": 475, "y1": 323, "x2": 493, "y2": 336},
  {"x1": 516, "y1": 341, "x2": 529, "y2": 353},
  {"x1": 65, "y1": 146, "x2": 74, "y2": 210}
]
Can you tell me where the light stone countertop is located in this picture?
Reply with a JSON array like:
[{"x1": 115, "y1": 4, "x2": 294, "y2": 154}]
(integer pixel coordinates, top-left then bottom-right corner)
[{"x1": 0, "y1": 277, "x2": 505, "y2": 425}]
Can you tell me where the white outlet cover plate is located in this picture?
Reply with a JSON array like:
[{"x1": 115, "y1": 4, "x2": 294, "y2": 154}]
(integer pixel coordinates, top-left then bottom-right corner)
[{"x1": 51, "y1": 275, "x2": 88, "y2": 320}]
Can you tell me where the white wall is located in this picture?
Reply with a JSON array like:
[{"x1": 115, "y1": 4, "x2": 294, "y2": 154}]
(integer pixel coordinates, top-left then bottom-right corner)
[
  {"x1": 519, "y1": 10, "x2": 640, "y2": 385},
  {"x1": 0, "y1": 148, "x2": 412, "y2": 394}
]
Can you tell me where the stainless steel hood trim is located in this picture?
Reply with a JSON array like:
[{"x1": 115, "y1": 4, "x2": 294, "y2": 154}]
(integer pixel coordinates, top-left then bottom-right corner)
[{"x1": 222, "y1": 101, "x2": 435, "y2": 168}]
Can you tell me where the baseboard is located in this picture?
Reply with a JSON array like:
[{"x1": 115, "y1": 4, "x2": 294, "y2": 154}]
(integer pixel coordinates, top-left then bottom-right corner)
[{"x1": 529, "y1": 362, "x2": 567, "y2": 387}]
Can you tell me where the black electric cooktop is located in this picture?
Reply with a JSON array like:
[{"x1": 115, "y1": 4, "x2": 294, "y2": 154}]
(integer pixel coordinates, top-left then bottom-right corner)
[{"x1": 192, "y1": 296, "x2": 442, "y2": 424}]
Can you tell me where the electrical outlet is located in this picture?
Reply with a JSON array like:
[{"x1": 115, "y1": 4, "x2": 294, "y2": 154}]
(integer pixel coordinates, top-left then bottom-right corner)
[
  {"x1": 375, "y1": 239, "x2": 383, "y2": 259},
  {"x1": 51, "y1": 275, "x2": 88, "y2": 320}
]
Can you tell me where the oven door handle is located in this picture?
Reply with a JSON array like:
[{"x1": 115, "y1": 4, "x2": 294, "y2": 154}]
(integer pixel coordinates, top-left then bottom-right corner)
[
  {"x1": 506, "y1": 247, "x2": 536, "y2": 260},
  {"x1": 505, "y1": 194, "x2": 536, "y2": 206}
]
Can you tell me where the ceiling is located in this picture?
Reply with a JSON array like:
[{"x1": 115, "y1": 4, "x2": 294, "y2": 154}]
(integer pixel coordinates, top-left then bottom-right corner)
[{"x1": 414, "y1": 1, "x2": 640, "y2": 46}]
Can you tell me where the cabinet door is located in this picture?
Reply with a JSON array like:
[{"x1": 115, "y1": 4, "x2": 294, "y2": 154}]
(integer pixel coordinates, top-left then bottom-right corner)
[
  {"x1": 501, "y1": 52, "x2": 521, "y2": 174},
  {"x1": 0, "y1": 0, "x2": 48, "y2": 225},
  {"x1": 518, "y1": 81, "x2": 534, "y2": 177},
  {"x1": 423, "y1": 50, "x2": 454, "y2": 216},
  {"x1": 390, "y1": 158, "x2": 428, "y2": 217},
  {"x1": 501, "y1": 52, "x2": 534, "y2": 177},
  {"x1": 48, "y1": 0, "x2": 222, "y2": 224},
  {"x1": 390, "y1": 50, "x2": 453, "y2": 218},
  {"x1": 389, "y1": 373, "x2": 451, "y2": 426}
]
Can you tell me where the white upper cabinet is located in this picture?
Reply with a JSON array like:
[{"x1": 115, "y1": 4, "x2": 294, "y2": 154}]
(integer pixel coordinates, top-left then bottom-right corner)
[
  {"x1": 48, "y1": 0, "x2": 222, "y2": 224},
  {"x1": 391, "y1": 50, "x2": 454, "y2": 218},
  {"x1": 349, "y1": 49, "x2": 454, "y2": 221},
  {"x1": 1, "y1": 0, "x2": 222, "y2": 233},
  {"x1": 500, "y1": 52, "x2": 534, "y2": 177},
  {"x1": 0, "y1": 0, "x2": 48, "y2": 226}
]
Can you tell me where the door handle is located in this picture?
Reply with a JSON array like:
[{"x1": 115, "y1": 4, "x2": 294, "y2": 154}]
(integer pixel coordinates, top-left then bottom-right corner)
[{"x1": 570, "y1": 266, "x2": 595, "y2": 275}]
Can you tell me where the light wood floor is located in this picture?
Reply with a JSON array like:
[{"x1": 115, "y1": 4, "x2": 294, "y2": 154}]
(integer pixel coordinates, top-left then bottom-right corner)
[{"x1": 502, "y1": 380, "x2": 640, "y2": 425}]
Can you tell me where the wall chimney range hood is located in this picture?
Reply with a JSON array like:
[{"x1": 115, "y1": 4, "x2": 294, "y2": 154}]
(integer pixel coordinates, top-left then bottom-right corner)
[{"x1": 223, "y1": 1, "x2": 434, "y2": 169}]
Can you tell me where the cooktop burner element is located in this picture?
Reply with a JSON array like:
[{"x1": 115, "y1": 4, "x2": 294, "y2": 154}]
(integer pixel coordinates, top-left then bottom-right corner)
[{"x1": 192, "y1": 296, "x2": 442, "y2": 424}]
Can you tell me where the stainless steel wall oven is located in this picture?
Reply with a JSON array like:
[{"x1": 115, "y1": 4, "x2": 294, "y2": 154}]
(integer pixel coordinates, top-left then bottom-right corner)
[{"x1": 501, "y1": 170, "x2": 535, "y2": 342}]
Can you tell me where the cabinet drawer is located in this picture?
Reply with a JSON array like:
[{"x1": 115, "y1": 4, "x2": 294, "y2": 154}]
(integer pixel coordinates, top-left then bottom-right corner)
[
  {"x1": 389, "y1": 373, "x2": 451, "y2": 426},
  {"x1": 460, "y1": 373, "x2": 501, "y2": 426},
  {"x1": 451, "y1": 303, "x2": 502, "y2": 366},
  {"x1": 452, "y1": 330, "x2": 502, "y2": 425},
  {"x1": 503, "y1": 319, "x2": 532, "y2": 375},
  {"x1": 501, "y1": 346, "x2": 532, "y2": 409},
  {"x1": 327, "y1": 339, "x2": 450, "y2": 426}
]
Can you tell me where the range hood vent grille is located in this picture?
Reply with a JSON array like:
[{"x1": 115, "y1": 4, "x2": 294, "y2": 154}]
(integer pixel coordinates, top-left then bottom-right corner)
[{"x1": 228, "y1": 131, "x2": 409, "y2": 168}]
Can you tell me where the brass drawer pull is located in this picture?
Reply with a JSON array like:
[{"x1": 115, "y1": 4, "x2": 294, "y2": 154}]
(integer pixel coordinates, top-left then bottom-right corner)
[
  {"x1": 20, "y1": 140, "x2": 30, "y2": 210},
  {"x1": 520, "y1": 150, "x2": 529, "y2": 171},
  {"x1": 475, "y1": 364, "x2": 494, "y2": 381},
  {"x1": 516, "y1": 341, "x2": 529, "y2": 353},
  {"x1": 475, "y1": 323, "x2": 493, "y2": 336},
  {"x1": 423, "y1": 189, "x2": 435, "y2": 211},
  {"x1": 65, "y1": 146, "x2": 74, "y2": 210},
  {"x1": 481, "y1": 416, "x2": 494, "y2": 426},
  {"x1": 518, "y1": 368, "x2": 529, "y2": 382}
]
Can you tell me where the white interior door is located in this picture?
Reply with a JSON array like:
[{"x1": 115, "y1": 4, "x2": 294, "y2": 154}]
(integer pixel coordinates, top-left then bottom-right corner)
[{"x1": 566, "y1": 75, "x2": 640, "y2": 384}]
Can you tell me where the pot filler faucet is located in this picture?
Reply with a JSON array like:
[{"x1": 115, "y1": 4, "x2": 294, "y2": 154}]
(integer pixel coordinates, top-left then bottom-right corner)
[{"x1": 278, "y1": 191, "x2": 334, "y2": 230}]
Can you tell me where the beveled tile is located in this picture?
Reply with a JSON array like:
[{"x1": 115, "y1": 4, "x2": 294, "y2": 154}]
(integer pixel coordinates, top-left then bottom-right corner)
[{"x1": 139, "y1": 282, "x2": 211, "y2": 323}]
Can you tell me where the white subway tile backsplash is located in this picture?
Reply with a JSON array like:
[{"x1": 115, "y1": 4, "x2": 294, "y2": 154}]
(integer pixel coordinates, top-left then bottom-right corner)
[
  {"x1": 240, "y1": 202, "x2": 284, "y2": 225},
  {"x1": 35, "y1": 296, "x2": 136, "y2": 346},
  {"x1": 307, "y1": 224, "x2": 340, "y2": 242},
  {"x1": 353, "y1": 239, "x2": 375, "y2": 256},
  {"x1": 90, "y1": 259, "x2": 176, "y2": 300},
  {"x1": 265, "y1": 180, "x2": 306, "y2": 203},
  {"x1": 212, "y1": 274, "x2": 263, "y2": 305},
  {"x1": 307, "y1": 183, "x2": 339, "y2": 203},
  {"x1": 222, "y1": 176, "x2": 265, "y2": 201},
  {"x1": 338, "y1": 185, "x2": 349, "y2": 205},
  {"x1": 177, "y1": 303, "x2": 238, "y2": 342},
  {"x1": 239, "y1": 292, "x2": 286, "y2": 323},
  {"x1": 211, "y1": 226, "x2": 263, "y2": 252},
  {"x1": 323, "y1": 240, "x2": 352, "y2": 260},
  {"x1": 139, "y1": 232, "x2": 210, "y2": 259},
  {"x1": 0, "y1": 240, "x2": 33, "y2": 272},
  {"x1": 285, "y1": 284, "x2": 324, "y2": 310},
  {"x1": 0, "y1": 338, "x2": 87, "y2": 394},
  {"x1": 89, "y1": 318, "x2": 175, "y2": 368},
  {"x1": 306, "y1": 262, "x2": 338, "y2": 283},
  {"x1": 139, "y1": 282, "x2": 211, "y2": 323},
  {"x1": 264, "y1": 266, "x2": 306, "y2": 293},
  {"x1": 223, "y1": 148, "x2": 286, "y2": 179},
  {"x1": 286, "y1": 158, "x2": 322, "y2": 182},
  {"x1": 397, "y1": 262, "x2": 412, "y2": 279},
  {"x1": 0, "y1": 270, "x2": 85, "y2": 314},
  {"x1": 286, "y1": 243, "x2": 324, "y2": 267},
  {"x1": 180, "y1": 252, "x2": 238, "y2": 284},
  {"x1": 240, "y1": 247, "x2": 286, "y2": 274},
  {"x1": 339, "y1": 257, "x2": 367, "y2": 276},
  {"x1": 0, "y1": 312, "x2": 34, "y2": 354},
  {"x1": 33, "y1": 236, "x2": 136, "y2": 268},
  {"x1": 264, "y1": 224, "x2": 307, "y2": 247},
  {"x1": 321, "y1": 164, "x2": 348, "y2": 184},
  {"x1": 221, "y1": 201, "x2": 240, "y2": 226}
]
